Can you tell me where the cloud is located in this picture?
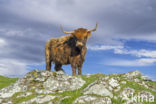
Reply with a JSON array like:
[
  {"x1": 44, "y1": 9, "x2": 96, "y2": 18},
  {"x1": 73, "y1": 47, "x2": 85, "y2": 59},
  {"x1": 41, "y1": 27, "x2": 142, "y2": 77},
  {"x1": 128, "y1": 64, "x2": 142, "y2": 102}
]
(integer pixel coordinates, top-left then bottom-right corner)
[
  {"x1": 0, "y1": 59, "x2": 29, "y2": 77},
  {"x1": 0, "y1": 0, "x2": 156, "y2": 76},
  {"x1": 1, "y1": 0, "x2": 156, "y2": 46},
  {"x1": 90, "y1": 45, "x2": 156, "y2": 67},
  {"x1": 88, "y1": 44, "x2": 156, "y2": 58},
  {"x1": 0, "y1": 28, "x2": 46, "y2": 63},
  {"x1": 114, "y1": 48, "x2": 156, "y2": 58},
  {"x1": 87, "y1": 45, "x2": 123, "y2": 51},
  {"x1": 0, "y1": 38, "x2": 7, "y2": 47},
  {"x1": 1, "y1": 0, "x2": 156, "y2": 43},
  {"x1": 104, "y1": 58, "x2": 156, "y2": 67}
]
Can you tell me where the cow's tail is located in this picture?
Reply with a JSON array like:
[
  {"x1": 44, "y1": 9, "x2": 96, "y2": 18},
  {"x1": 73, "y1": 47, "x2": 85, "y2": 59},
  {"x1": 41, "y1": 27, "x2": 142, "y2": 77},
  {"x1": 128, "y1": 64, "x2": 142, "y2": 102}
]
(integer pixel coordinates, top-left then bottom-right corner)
[{"x1": 45, "y1": 41, "x2": 51, "y2": 71}]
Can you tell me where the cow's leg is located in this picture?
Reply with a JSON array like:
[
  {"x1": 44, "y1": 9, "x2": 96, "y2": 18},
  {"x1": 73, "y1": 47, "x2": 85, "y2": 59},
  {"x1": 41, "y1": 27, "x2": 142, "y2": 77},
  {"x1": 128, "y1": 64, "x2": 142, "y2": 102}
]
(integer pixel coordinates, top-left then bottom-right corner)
[
  {"x1": 46, "y1": 59, "x2": 51, "y2": 71},
  {"x1": 71, "y1": 64, "x2": 77, "y2": 76},
  {"x1": 78, "y1": 64, "x2": 82, "y2": 75},
  {"x1": 54, "y1": 63, "x2": 62, "y2": 71},
  {"x1": 45, "y1": 43, "x2": 51, "y2": 71}
]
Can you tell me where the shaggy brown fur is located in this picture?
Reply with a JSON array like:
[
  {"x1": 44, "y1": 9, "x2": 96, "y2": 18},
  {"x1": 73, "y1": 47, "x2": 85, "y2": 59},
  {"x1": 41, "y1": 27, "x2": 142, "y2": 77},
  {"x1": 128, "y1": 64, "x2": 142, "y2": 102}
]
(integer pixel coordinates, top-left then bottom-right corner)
[{"x1": 45, "y1": 27, "x2": 96, "y2": 75}]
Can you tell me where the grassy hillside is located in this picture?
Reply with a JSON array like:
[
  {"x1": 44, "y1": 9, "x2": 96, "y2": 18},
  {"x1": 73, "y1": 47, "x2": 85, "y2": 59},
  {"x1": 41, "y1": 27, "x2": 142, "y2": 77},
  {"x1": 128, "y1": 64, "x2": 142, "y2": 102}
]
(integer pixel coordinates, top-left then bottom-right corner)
[
  {"x1": 0, "y1": 75, "x2": 18, "y2": 90},
  {"x1": 0, "y1": 72, "x2": 156, "y2": 104}
]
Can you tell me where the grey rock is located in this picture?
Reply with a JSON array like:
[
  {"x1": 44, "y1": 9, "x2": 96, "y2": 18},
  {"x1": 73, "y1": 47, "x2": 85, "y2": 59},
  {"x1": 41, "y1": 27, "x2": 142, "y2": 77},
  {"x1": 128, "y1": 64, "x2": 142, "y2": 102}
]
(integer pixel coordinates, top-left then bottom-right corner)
[
  {"x1": 40, "y1": 70, "x2": 53, "y2": 77},
  {"x1": 83, "y1": 80, "x2": 98, "y2": 91},
  {"x1": 84, "y1": 84, "x2": 113, "y2": 98},
  {"x1": 123, "y1": 70, "x2": 142, "y2": 81},
  {"x1": 134, "y1": 78, "x2": 140, "y2": 83},
  {"x1": 108, "y1": 78, "x2": 119, "y2": 88},
  {"x1": 35, "y1": 89, "x2": 54, "y2": 94},
  {"x1": 48, "y1": 102, "x2": 53, "y2": 104},
  {"x1": 17, "y1": 92, "x2": 32, "y2": 98},
  {"x1": 22, "y1": 95, "x2": 59, "y2": 104},
  {"x1": 114, "y1": 86, "x2": 121, "y2": 92},
  {"x1": 74, "y1": 95, "x2": 112, "y2": 104},
  {"x1": 139, "y1": 81, "x2": 149, "y2": 89},
  {"x1": 141, "y1": 75, "x2": 148, "y2": 80},
  {"x1": 43, "y1": 75, "x2": 85, "y2": 93},
  {"x1": 103, "y1": 76, "x2": 109, "y2": 80},
  {"x1": 120, "y1": 87, "x2": 135, "y2": 101},
  {"x1": 151, "y1": 88, "x2": 156, "y2": 92},
  {"x1": 121, "y1": 81, "x2": 127, "y2": 84},
  {"x1": 108, "y1": 86, "x2": 113, "y2": 91},
  {"x1": 0, "y1": 79, "x2": 25, "y2": 98},
  {"x1": 35, "y1": 77, "x2": 46, "y2": 82},
  {"x1": 56, "y1": 70, "x2": 65, "y2": 75},
  {"x1": 126, "y1": 70, "x2": 142, "y2": 77},
  {"x1": 0, "y1": 70, "x2": 86, "y2": 99},
  {"x1": 83, "y1": 76, "x2": 122, "y2": 98}
]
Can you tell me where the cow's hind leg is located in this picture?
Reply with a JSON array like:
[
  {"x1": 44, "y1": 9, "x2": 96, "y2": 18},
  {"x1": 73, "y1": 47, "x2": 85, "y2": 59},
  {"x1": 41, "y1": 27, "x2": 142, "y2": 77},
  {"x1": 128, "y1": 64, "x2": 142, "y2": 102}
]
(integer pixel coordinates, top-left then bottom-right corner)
[
  {"x1": 45, "y1": 42, "x2": 51, "y2": 71},
  {"x1": 78, "y1": 64, "x2": 82, "y2": 75},
  {"x1": 54, "y1": 63, "x2": 64, "y2": 72}
]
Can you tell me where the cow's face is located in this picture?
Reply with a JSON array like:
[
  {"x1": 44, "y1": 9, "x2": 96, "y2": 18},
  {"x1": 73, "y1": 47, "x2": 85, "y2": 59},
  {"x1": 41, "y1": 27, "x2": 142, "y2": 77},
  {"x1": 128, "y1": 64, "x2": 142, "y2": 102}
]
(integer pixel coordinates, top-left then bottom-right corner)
[
  {"x1": 60, "y1": 23, "x2": 97, "y2": 50},
  {"x1": 73, "y1": 28, "x2": 91, "y2": 50}
]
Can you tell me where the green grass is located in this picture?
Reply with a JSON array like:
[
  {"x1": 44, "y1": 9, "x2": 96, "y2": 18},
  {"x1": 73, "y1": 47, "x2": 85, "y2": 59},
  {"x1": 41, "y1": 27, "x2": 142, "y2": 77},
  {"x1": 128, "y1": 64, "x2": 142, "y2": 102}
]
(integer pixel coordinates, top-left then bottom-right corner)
[
  {"x1": 148, "y1": 81, "x2": 156, "y2": 89},
  {"x1": 0, "y1": 75, "x2": 18, "y2": 90},
  {"x1": 12, "y1": 93, "x2": 37, "y2": 104},
  {"x1": 111, "y1": 97, "x2": 126, "y2": 104}
]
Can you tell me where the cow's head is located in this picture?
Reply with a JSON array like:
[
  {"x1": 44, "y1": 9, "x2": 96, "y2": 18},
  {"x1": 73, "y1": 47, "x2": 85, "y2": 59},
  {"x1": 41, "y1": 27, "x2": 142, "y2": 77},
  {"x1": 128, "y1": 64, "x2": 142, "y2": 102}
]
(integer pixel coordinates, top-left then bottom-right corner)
[{"x1": 61, "y1": 23, "x2": 97, "y2": 50}]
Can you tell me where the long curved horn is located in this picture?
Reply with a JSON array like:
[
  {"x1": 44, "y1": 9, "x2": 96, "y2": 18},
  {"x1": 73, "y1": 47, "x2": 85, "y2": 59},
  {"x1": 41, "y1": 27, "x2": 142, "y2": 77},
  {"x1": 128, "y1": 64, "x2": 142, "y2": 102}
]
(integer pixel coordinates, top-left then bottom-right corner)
[
  {"x1": 60, "y1": 25, "x2": 74, "y2": 34},
  {"x1": 88, "y1": 22, "x2": 98, "y2": 32}
]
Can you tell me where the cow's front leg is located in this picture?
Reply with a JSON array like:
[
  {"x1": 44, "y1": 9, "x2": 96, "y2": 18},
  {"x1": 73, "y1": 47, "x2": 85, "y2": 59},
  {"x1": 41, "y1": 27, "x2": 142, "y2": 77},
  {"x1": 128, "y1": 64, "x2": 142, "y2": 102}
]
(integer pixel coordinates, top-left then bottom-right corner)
[{"x1": 71, "y1": 64, "x2": 77, "y2": 76}]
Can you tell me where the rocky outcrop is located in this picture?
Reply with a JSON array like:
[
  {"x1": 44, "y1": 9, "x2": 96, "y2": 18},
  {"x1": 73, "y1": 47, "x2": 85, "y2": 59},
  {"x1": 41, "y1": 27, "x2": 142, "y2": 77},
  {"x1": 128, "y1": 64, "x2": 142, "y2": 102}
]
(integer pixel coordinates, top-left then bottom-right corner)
[{"x1": 0, "y1": 70, "x2": 155, "y2": 104}]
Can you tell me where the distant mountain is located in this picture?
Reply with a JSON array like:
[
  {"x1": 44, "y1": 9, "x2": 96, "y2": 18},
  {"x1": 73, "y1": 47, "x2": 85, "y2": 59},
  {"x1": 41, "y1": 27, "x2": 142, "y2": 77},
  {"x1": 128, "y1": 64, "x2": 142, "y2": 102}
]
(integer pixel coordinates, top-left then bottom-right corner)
[{"x1": 0, "y1": 70, "x2": 155, "y2": 104}]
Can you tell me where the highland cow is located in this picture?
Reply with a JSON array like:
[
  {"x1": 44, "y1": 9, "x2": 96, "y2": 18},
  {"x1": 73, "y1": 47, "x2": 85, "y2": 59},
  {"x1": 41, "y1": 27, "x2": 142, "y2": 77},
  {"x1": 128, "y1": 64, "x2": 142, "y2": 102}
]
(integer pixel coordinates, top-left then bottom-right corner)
[{"x1": 45, "y1": 23, "x2": 97, "y2": 75}]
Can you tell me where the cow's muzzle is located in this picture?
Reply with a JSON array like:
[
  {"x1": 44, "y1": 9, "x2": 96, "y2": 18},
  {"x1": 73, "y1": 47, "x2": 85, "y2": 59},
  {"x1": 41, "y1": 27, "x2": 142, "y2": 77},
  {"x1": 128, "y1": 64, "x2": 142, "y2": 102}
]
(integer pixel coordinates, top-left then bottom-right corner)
[
  {"x1": 76, "y1": 41, "x2": 83, "y2": 50},
  {"x1": 77, "y1": 45, "x2": 83, "y2": 50}
]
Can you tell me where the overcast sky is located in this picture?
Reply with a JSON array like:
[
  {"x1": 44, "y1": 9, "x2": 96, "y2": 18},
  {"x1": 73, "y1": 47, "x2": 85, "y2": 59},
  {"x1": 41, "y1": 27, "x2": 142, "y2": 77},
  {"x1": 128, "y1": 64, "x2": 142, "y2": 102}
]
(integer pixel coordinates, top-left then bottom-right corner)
[{"x1": 0, "y1": 0, "x2": 156, "y2": 80}]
